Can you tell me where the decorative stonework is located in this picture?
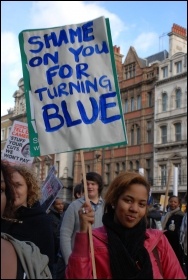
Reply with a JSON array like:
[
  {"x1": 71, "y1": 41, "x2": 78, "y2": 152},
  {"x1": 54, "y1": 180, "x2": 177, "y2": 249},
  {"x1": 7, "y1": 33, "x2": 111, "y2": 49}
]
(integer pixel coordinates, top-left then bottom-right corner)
[{"x1": 12, "y1": 78, "x2": 26, "y2": 116}]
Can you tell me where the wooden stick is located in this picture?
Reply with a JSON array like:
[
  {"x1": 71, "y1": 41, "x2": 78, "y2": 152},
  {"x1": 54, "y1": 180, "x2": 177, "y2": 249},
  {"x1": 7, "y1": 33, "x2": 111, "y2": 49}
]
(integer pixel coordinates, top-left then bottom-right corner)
[
  {"x1": 80, "y1": 150, "x2": 97, "y2": 279},
  {"x1": 163, "y1": 164, "x2": 172, "y2": 213}
]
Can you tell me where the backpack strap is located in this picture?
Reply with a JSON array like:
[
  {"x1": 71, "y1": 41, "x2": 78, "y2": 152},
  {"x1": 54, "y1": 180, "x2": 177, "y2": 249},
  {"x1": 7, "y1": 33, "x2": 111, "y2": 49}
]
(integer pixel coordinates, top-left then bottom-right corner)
[{"x1": 152, "y1": 246, "x2": 163, "y2": 277}]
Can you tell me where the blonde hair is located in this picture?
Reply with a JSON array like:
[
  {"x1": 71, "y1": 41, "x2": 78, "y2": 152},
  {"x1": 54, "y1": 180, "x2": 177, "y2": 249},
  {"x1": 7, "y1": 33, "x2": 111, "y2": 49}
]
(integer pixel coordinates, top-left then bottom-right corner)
[{"x1": 12, "y1": 164, "x2": 41, "y2": 207}]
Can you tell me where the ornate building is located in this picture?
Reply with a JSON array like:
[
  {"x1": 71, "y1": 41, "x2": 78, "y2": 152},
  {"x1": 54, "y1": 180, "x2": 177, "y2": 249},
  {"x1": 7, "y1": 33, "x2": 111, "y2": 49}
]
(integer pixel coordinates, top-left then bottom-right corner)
[
  {"x1": 73, "y1": 45, "x2": 166, "y2": 196},
  {"x1": 153, "y1": 24, "x2": 187, "y2": 199},
  {"x1": 73, "y1": 23, "x2": 187, "y2": 201}
]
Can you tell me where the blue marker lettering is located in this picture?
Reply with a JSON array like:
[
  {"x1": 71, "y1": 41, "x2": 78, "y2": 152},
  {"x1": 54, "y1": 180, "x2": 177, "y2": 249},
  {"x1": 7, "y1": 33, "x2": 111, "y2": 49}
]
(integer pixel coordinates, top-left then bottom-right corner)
[
  {"x1": 28, "y1": 36, "x2": 44, "y2": 53},
  {"x1": 42, "y1": 104, "x2": 64, "y2": 132},
  {"x1": 77, "y1": 97, "x2": 98, "y2": 124},
  {"x1": 99, "y1": 92, "x2": 121, "y2": 124}
]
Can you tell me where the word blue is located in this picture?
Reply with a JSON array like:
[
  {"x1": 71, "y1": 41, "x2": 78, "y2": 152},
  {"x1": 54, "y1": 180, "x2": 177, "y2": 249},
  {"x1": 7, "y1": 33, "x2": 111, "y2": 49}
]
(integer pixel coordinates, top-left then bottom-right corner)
[{"x1": 42, "y1": 92, "x2": 121, "y2": 132}]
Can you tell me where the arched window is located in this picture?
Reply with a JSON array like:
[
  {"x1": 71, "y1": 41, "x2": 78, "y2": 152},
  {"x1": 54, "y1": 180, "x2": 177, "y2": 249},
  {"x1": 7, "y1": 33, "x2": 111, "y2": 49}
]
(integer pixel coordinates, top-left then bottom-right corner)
[
  {"x1": 136, "y1": 160, "x2": 139, "y2": 171},
  {"x1": 115, "y1": 163, "x2": 120, "y2": 176},
  {"x1": 137, "y1": 95, "x2": 141, "y2": 110},
  {"x1": 174, "y1": 123, "x2": 181, "y2": 141},
  {"x1": 176, "y1": 89, "x2": 181, "y2": 108},
  {"x1": 161, "y1": 125, "x2": 167, "y2": 143},
  {"x1": 131, "y1": 97, "x2": 134, "y2": 111},
  {"x1": 125, "y1": 99, "x2": 128, "y2": 113},
  {"x1": 162, "y1": 92, "x2": 168, "y2": 111},
  {"x1": 131, "y1": 126, "x2": 134, "y2": 145},
  {"x1": 87, "y1": 165, "x2": 90, "y2": 173},
  {"x1": 122, "y1": 162, "x2": 126, "y2": 170},
  {"x1": 129, "y1": 161, "x2": 133, "y2": 171},
  {"x1": 136, "y1": 126, "x2": 140, "y2": 144}
]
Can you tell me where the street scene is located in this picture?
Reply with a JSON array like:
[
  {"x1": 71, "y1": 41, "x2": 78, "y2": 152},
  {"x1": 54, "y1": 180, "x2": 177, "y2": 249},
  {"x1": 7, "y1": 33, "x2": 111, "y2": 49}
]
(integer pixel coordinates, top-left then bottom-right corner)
[{"x1": 1, "y1": 1, "x2": 187, "y2": 279}]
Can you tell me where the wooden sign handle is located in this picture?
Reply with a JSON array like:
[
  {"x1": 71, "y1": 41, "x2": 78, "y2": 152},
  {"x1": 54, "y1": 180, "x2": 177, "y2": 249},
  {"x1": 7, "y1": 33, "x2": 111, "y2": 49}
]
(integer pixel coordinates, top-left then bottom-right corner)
[{"x1": 80, "y1": 150, "x2": 97, "y2": 279}]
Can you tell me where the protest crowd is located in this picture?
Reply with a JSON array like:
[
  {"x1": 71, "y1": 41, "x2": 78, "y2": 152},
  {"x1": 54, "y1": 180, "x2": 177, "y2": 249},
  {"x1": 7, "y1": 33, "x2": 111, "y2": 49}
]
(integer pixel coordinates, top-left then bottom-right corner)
[
  {"x1": 1, "y1": 159, "x2": 187, "y2": 279},
  {"x1": 1, "y1": 16, "x2": 187, "y2": 280}
]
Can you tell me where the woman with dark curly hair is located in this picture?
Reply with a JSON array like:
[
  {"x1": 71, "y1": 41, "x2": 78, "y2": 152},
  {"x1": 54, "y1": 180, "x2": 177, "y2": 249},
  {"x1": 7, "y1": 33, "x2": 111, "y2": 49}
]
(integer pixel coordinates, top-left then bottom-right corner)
[{"x1": 1, "y1": 162, "x2": 55, "y2": 274}]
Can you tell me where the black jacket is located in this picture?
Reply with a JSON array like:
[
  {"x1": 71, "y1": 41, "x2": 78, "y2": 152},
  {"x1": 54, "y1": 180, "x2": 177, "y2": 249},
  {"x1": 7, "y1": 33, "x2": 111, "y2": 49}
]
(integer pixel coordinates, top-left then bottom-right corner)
[
  {"x1": 164, "y1": 211, "x2": 184, "y2": 265},
  {"x1": 1, "y1": 201, "x2": 55, "y2": 272},
  {"x1": 48, "y1": 207, "x2": 64, "y2": 261}
]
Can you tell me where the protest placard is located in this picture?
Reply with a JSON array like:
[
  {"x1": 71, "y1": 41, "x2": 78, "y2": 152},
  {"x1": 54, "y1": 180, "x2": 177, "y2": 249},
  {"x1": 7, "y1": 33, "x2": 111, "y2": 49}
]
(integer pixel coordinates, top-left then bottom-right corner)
[
  {"x1": 1, "y1": 120, "x2": 34, "y2": 165},
  {"x1": 19, "y1": 16, "x2": 127, "y2": 157},
  {"x1": 40, "y1": 166, "x2": 64, "y2": 212}
]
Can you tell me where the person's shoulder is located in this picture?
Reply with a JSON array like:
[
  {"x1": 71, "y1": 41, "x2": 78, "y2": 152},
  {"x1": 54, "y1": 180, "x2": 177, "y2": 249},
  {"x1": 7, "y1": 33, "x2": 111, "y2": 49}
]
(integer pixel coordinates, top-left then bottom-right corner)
[
  {"x1": 175, "y1": 210, "x2": 185, "y2": 217},
  {"x1": 146, "y1": 228, "x2": 164, "y2": 239},
  {"x1": 68, "y1": 197, "x2": 84, "y2": 208}
]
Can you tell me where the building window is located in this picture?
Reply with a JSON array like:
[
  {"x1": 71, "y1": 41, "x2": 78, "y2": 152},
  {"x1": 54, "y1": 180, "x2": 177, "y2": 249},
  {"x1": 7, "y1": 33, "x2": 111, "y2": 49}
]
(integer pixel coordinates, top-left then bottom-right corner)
[
  {"x1": 175, "y1": 89, "x2": 181, "y2": 108},
  {"x1": 174, "y1": 163, "x2": 182, "y2": 184},
  {"x1": 1, "y1": 129, "x2": 6, "y2": 140},
  {"x1": 125, "y1": 99, "x2": 128, "y2": 113},
  {"x1": 137, "y1": 126, "x2": 140, "y2": 145},
  {"x1": 137, "y1": 95, "x2": 141, "y2": 110},
  {"x1": 161, "y1": 125, "x2": 167, "y2": 144},
  {"x1": 105, "y1": 163, "x2": 110, "y2": 185},
  {"x1": 131, "y1": 126, "x2": 134, "y2": 145},
  {"x1": 146, "y1": 159, "x2": 151, "y2": 183},
  {"x1": 162, "y1": 66, "x2": 168, "y2": 78},
  {"x1": 125, "y1": 63, "x2": 135, "y2": 79},
  {"x1": 160, "y1": 165, "x2": 167, "y2": 186},
  {"x1": 148, "y1": 92, "x2": 152, "y2": 107},
  {"x1": 146, "y1": 158, "x2": 151, "y2": 168},
  {"x1": 147, "y1": 121, "x2": 152, "y2": 143},
  {"x1": 55, "y1": 161, "x2": 60, "y2": 177},
  {"x1": 45, "y1": 164, "x2": 50, "y2": 178},
  {"x1": 174, "y1": 123, "x2": 181, "y2": 141},
  {"x1": 146, "y1": 169, "x2": 151, "y2": 184},
  {"x1": 6, "y1": 126, "x2": 12, "y2": 139},
  {"x1": 136, "y1": 160, "x2": 139, "y2": 171},
  {"x1": 162, "y1": 92, "x2": 168, "y2": 111},
  {"x1": 122, "y1": 162, "x2": 126, "y2": 170},
  {"x1": 176, "y1": 61, "x2": 182, "y2": 74},
  {"x1": 86, "y1": 165, "x2": 90, "y2": 173},
  {"x1": 35, "y1": 164, "x2": 40, "y2": 178},
  {"x1": 115, "y1": 163, "x2": 120, "y2": 175},
  {"x1": 131, "y1": 97, "x2": 134, "y2": 111},
  {"x1": 129, "y1": 161, "x2": 133, "y2": 171},
  {"x1": 125, "y1": 69, "x2": 128, "y2": 79}
]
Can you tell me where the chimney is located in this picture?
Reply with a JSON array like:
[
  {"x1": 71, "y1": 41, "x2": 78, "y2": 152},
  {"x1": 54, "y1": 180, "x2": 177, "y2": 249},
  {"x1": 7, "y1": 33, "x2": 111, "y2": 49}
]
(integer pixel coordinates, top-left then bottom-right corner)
[
  {"x1": 113, "y1": 45, "x2": 120, "y2": 54},
  {"x1": 171, "y1": 23, "x2": 187, "y2": 38},
  {"x1": 168, "y1": 23, "x2": 187, "y2": 57}
]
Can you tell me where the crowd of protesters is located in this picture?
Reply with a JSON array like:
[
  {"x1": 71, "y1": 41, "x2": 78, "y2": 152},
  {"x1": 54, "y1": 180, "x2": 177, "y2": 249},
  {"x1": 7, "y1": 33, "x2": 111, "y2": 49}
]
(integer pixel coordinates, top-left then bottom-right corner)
[{"x1": 1, "y1": 159, "x2": 187, "y2": 279}]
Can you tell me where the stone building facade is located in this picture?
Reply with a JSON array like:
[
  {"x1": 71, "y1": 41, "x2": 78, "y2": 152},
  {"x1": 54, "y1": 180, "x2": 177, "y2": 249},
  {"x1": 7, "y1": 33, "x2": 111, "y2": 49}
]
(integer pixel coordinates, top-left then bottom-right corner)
[{"x1": 153, "y1": 24, "x2": 187, "y2": 200}]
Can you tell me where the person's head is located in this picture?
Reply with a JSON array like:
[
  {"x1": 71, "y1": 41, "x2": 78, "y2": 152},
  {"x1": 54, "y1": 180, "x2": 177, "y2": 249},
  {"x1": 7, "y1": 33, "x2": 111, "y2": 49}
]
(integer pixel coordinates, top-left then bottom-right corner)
[
  {"x1": 104, "y1": 171, "x2": 151, "y2": 228},
  {"x1": 168, "y1": 195, "x2": 181, "y2": 211},
  {"x1": 52, "y1": 197, "x2": 64, "y2": 213},
  {"x1": 74, "y1": 183, "x2": 84, "y2": 199},
  {"x1": 11, "y1": 164, "x2": 41, "y2": 209},
  {"x1": 82, "y1": 172, "x2": 103, "y2": 200},
  {"x1": 21, "y1": 143, "x2": 30, "y2": 158},
  {"x1": 1, "y1": 160, "x2": 15, "y2": 217}
]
